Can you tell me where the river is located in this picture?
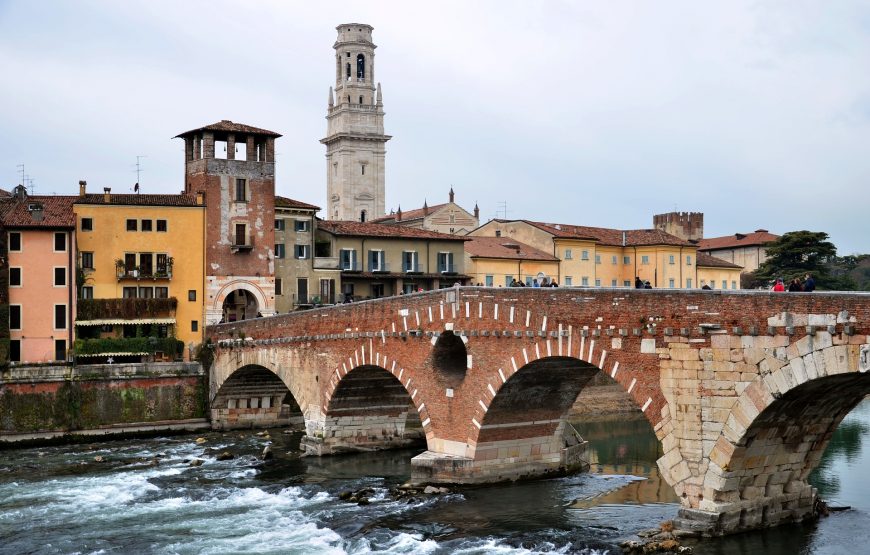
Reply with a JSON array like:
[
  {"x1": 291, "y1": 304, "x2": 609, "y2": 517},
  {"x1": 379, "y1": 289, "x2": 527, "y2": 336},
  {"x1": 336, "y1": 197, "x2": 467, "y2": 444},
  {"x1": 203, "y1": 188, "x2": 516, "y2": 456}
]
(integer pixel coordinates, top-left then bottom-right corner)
[{"x1": 1, "y1": 400, "x2": 869, "y2": 554}]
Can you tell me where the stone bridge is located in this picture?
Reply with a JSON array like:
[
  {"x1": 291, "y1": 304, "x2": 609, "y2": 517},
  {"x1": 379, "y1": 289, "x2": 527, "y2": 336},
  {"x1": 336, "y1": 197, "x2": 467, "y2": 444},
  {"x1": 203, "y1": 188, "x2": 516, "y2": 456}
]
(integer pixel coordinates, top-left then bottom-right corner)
[{"x1": 205, "y1": 287, "x2": 870, "y2": 535}]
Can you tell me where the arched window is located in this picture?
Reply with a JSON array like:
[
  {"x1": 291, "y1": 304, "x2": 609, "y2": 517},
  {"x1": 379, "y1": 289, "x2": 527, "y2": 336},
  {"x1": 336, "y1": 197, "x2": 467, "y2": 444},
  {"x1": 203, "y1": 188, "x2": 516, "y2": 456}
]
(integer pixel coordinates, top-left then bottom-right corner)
[
  {"x1": 346, "y1": 63, "x2": 351, "y2": 80},
  {"x1": 357, "y1": 54, "x2": 365, "y2": 80},
  {"x1": 359, "y1": 95, "x2": 363, "y2": 104},
  {"x1": 360, "y1": 210, "x2": 367, "y2": 222}
]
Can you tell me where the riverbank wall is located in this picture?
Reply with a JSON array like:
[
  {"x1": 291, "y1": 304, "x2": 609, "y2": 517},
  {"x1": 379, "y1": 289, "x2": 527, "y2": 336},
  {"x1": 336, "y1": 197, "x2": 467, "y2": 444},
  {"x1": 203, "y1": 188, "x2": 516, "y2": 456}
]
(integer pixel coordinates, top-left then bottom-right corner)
[{"x1": 0, "y1": 362, "x2": 208, "y2": 444}]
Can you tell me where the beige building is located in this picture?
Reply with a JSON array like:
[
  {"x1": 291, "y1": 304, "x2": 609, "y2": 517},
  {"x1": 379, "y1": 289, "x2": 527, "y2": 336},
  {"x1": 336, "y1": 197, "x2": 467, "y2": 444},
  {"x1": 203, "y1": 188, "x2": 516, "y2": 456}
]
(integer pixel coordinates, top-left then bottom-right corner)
[
  {"x1": 372, "y1": 188, "x2": 480, "y2": 235},
  {"x1": 698, "y1": 230, "x2": 779, "y2": 274},
  {"x1": 323, "y1": 24, "x2": 390, "y2": 222},
  {"x1": 316, "y1": 221, "x2": 468, "y2": 301},
  {"x1": 471, "y1": 219, "x2": 732, "y2": 289},
  {"x1": 273, "y1": 196, "x2": 340, "y2": 311},
  {"x1": 464, "y1": 236, "x2": 560, "y2": 287},
  {"x1": 696, "y1": 253, "x2": 743, "y2": 290}
]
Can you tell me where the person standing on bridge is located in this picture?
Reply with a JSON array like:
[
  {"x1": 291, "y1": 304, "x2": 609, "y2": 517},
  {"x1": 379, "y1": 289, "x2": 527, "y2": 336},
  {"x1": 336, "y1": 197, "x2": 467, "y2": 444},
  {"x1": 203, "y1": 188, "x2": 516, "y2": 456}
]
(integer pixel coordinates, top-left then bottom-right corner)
[
  {"x1": 772, "y1": 278, "x2": 785, "y2": 292},
  {"x1": 804, "y1": 273, "x2": 816, "y2": 292},
  {"x1": 635, "y1": 277, "x2": 643, "y2": 288}
]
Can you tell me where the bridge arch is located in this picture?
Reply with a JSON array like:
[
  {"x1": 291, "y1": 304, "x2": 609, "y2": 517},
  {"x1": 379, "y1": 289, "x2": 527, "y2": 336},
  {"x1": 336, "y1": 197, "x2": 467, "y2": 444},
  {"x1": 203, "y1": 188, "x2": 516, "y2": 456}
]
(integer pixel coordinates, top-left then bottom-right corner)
[
  {"x1": 210, "y1": 363, "x2": 305, "y2": 431},
  {"x1": 212, "y1": 279, "x2": 271, "y2": 323}
]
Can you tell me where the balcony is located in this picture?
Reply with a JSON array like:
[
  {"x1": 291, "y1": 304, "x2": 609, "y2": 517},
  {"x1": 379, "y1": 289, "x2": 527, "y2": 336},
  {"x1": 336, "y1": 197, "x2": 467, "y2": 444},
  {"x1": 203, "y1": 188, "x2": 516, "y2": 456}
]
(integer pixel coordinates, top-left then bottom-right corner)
[
  {"x1": 438, "y1": 262, "x2": 457, "y2": 274},
  {"x1": 231, "y1": 239, "x2": 254, "y2": 252},
  {"x1": 368, "y1": 261, "x2": 390, "y2": 273},
  {"x1": 403, "y1": 262, "x2": 423, "y2": 274},
  {"x1": 76, "y1": 297, "x2": 178, "y2": 321},
  {"x1": 116, "y1": 269, "x2": 173, "y2": 281},
  {"x1": 313, "y1": 256, "x2": 339, "y2": 270},
  {"x1": 340, "y1": 261, "x2": 362, "y2": 272}
]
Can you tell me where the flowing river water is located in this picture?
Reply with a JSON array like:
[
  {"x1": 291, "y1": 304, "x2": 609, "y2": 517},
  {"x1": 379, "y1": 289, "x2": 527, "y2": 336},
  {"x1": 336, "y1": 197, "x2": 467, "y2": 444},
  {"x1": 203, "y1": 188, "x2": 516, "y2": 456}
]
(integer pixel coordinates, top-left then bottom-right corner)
[{"x1": 2, "y1": 400, "x2": 869, "y2": 554}]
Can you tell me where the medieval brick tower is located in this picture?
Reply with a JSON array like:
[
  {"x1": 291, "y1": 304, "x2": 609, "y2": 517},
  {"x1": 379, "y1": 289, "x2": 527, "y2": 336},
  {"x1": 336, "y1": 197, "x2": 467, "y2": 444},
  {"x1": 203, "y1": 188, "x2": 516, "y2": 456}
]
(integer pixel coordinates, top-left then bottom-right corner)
[
  {"x1": 176, "y1": 120, "x2": 278, "y2": 324},
  {"x1": 322, "y1": 23, "x2": 391, "y2": 222}
]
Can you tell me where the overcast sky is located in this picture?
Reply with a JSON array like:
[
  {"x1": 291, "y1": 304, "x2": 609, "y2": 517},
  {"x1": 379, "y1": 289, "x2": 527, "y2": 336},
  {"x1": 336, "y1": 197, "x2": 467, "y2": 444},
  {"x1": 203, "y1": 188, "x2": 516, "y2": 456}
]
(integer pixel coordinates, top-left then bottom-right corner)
[{"x1": 1, "y1": 1, "x2": 868, "y2": 253}]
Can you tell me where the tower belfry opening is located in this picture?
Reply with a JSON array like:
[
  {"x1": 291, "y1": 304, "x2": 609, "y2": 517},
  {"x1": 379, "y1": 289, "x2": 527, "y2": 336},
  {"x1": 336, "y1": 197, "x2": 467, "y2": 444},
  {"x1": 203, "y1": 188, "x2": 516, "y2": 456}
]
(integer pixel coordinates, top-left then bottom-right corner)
[{"x1": 322, "y1": 23, "x2": 392, "y2": 221}]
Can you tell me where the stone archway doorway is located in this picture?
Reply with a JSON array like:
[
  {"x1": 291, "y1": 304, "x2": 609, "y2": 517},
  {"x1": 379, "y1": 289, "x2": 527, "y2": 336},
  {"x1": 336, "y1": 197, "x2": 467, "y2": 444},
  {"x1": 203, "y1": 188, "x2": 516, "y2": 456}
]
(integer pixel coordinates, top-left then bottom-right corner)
[{"x1": 222, "y1": 289, "x2": 259, "y2": 323}]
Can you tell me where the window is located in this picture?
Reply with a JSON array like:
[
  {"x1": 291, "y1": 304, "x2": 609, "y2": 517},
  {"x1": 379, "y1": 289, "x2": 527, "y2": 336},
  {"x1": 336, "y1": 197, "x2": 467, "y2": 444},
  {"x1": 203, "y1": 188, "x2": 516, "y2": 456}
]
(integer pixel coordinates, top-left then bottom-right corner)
[
  {"x1": 565, "y1": 276, "x2": 573, "y2": 286},
  {"x1": 581, "y1": 250, "x2": 589, "y2": 260},
  {"x1": 54, "y1": 232, "x2": 66, "y2": 252},
  {"x1": 235, "y1": 178, "x2": 247, "y2": 201},
  {"x1": 235, "y1": 224, "x2": 247, "y2": 246},
  {"x1": 669, "y1": 255, "x2": 675, "y2": 265},
  {"x1": 54, "y1": 267, "x2": 66, "y2": 287},
  {"x1": 139, "y1": 253, "x2": 153, "y2": 276},
  {"x1": 361, "y1": 163, "x2": 365, "y2": 175},
  {"x1": 274, "y1": 244, "x2": 285, "y2": 259},
  {"x1": 641, "y1": 255, "x2": 650, "y2": 265},
  {"x1": 81, "y1": 252, "x2": 94, "y2": 270},
  {"x1": 9, "y1": 267, "x2": 21, "y2": 287},
  {"x1": 595, "y1": 279, "x2": 601, "y2": 287},
  {"x1": 275, "y1": 219, "x2": 285, "y2": 231},
  {"x1": 611, "y1": 279, "x2": 617, "y2": 286},
  {"x1": 495, "y1": 230, "x2": 502, "y2": 237},
  {"x1": 623, "y1": 280, "x2": 631, "y2": 287},
  {"x1": 564, "y1": 249, "x2": 572, "y2": 260},
  {"x1": 623, "y1": 256, "x2": 630, "y2": 265},
  {"x1": 686, "y1": 255, "x2": 693, "y2": 265},
  {"x1": 55, "y1": 339, "x2": 66, "y2": 361},
  {"x1": 123, "y1": 286, "x2": 137, "y2": 298},
  {"x1": 81, "y1": 217, "x2": 93, "y2": 231},
  {"x1": 124, "y1": 253, "x2": 136, "y2": 274},
  {"x1": 156, "y1": 219, "x2": 167, "y2": 232},
  {"x1": 9, "y1": 305, "x2": 21, "y2": 330},
  {"x1": 403, "y1": 251, "x2": 418, "y2": 272},
  {"x1": 581, "y1": 277, "x2": 589, "y2": 286},
  {"x1": 10, "y1": 340, "x2": 20, "y2": 362},
  {"x1": 669, "y1": 278, "x2": 675, "y2": 288},
  {"x1": 155, "y1": 287, "x2": 169, "y2": 299},
  {"x1": 505, "y1": 275, "x2": 513, "y2": 287},
  {"x1": 340, "y1": 249, "x2": 357, "y2": 270},
  {"x1": 294, "y1": 220, "x2": 309, "y2": 232},
  {"x1": 360, "y1": 210, "x2": 367, "y2": 222},
  {"x1": 722, "y1": 280, "x2": 727, "y2": 290},
  {"x1": 732, "y1": 280, "x2": 737, "y2": 289},
  {"x1": 8, "y1": 232, "x2": 21, "y2": 251},
  {"x1": 369, "y1": 249, "x2": 384, "y2": 271},
  {"x1": 54, "y1": 304, "x2": 66, "y2": 329},
  {"x1": 357, "y1": 53, "x2": 365, "y2": 79},
  {"x1": 141, "y1": 219, "x2": 153, "y2": 232},
  {"x1": 438, "y1": 252, "x2": 454, "y2": 273},
  {"x1": 192, "y1": 320, "x2": 199, "y2": 332},
  {"x1": 188, "y1": 290, "x2": 197, "y2": 301},
  {"x1": 275, "y1": 278, "x2": 283, "y2": 296},
  {"x1": 81, "y1": 286, "x2": 94, "y2": 299},
  {"x1": 485, "y1": 275, "x2": 494, "y2": 287},
  {"x1": 126, "y1": 219, "x2": 137, "y2": 231},
  {"x1": 138, "y1": 287, "x2": 154, "y2": 299},
  {"x1": 595, "y1": 255, "x2": 601, "y2": 264},
  {"x1": 295, "y1": 244, "x2": 309, "y2": 259},
  {"x1": 686, "y1": 278, "x2": 693, "y2": 288},
  {"x1": 156, "y1": 253, "x2": 169, "y2": 276},
  {"x1": 612, "y1": 255, "x2": 618, "y2": 265}
]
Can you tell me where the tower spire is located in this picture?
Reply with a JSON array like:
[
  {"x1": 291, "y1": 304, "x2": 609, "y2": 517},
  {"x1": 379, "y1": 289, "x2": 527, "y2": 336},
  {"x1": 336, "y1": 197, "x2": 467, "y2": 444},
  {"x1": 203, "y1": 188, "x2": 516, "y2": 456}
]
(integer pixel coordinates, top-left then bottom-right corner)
[
  {"x1": 328, "y1": 86, "x2": 334, "y2": 107},
  {"x1": 376, "y1": 82, "x2": 383, "y2": 105}
]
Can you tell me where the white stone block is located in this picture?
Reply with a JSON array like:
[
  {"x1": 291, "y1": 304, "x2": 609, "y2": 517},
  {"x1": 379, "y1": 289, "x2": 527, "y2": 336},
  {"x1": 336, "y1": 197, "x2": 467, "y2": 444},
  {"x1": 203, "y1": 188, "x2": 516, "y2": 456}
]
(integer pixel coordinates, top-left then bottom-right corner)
[{"x1": 641, "y1": 338, "x2": 656, "y2": 354}]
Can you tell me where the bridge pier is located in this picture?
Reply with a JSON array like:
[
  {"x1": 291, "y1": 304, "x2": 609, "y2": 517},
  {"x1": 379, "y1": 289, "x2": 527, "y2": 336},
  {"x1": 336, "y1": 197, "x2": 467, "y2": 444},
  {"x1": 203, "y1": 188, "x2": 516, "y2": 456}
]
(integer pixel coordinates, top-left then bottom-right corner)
[{"x1": 409, "y1": 421, "x2": 589, "y2": 485}]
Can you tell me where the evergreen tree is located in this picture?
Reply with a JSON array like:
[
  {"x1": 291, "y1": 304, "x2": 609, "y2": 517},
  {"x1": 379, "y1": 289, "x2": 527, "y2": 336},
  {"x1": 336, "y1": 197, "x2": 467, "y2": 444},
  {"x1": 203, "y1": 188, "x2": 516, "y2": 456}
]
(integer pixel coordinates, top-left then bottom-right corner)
[{"x1": 752, "y1": 230, "x2": 842, "y2": 289}]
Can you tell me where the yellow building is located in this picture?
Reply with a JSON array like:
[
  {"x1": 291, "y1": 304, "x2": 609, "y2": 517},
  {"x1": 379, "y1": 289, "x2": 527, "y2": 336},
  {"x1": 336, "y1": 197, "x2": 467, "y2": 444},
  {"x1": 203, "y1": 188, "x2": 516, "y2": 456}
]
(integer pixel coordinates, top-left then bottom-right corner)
[
  {"x1": 471, "y1": 220, "x2": 737, "y2": 289},
  {"x1": 73, "y1": 184, "x2": 205, "y2": 361},
  {"x1": 697, "y1": 252, "x2": 743, "y2": 290},
  {"x1": 464, "y1": 236, "x2": 560, "y2": 286}
]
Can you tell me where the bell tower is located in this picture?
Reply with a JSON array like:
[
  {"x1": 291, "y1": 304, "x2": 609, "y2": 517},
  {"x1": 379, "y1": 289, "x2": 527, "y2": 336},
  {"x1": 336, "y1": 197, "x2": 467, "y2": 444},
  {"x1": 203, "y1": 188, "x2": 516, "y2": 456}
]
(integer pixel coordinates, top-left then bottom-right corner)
[{"x1": 322, "y1": 23, "x2": 391, "y2": 221}]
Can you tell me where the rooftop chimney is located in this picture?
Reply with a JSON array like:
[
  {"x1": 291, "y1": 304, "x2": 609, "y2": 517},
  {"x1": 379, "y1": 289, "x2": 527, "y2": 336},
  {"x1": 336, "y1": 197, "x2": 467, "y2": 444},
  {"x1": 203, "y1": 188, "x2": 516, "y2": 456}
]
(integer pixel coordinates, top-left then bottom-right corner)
[
  {"x1": 422, "y1": 200, "x2": 428, "y2": 216},
  {"x1": 103, "y1": 187, "x2": 111, "y2": 203},
  {"x1": 449, "y1": 186, "x2": 454, "y2": 203},
  {"x1": 474, "y1": 202, "x2": 479, "y2": 219},
  {"x1": 396, "y1": 205, "x2": 402, "y2": 221},
  {"x1": 196, "y1": 191, "x2": 205, "y2": 205},
  {"x1": 79, "y1": 180, "x2": 87, "y2": 196}
]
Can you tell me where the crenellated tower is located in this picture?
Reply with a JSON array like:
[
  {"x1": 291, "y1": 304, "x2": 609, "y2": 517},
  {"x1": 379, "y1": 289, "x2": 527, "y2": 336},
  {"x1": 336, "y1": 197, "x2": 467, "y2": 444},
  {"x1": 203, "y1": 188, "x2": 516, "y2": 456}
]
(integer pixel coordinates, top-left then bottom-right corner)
[{"x1": 321, "y1": 23, "x2": 391, "y2": 222}]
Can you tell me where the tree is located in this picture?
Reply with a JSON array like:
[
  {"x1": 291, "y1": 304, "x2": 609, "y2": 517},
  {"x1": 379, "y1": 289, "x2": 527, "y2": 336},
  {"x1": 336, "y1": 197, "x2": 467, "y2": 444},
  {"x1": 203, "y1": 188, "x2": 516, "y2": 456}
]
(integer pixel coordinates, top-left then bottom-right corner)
[{"x1": 752, "y1": 230, "x2": 844, "y2": 290}]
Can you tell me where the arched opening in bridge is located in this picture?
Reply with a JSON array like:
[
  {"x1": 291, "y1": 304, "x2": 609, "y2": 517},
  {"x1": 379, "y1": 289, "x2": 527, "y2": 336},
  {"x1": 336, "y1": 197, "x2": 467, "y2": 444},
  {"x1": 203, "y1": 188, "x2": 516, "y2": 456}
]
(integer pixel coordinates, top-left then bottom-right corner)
[
  {"x1": 707, "y1": 372, "x2": 870, "y2": 529},
  {"x1": 211, "y1": 365, "x2": 303, "y2": 430},
  {"x1": 431, "y1": 330, "x2": 467, "y2": 386},
  {"x1": 318, "y1": 365, "x2": 425, "y2": 455},
  {"x1": 222, "y1": 289, "x2": 259, "y2": 323}
]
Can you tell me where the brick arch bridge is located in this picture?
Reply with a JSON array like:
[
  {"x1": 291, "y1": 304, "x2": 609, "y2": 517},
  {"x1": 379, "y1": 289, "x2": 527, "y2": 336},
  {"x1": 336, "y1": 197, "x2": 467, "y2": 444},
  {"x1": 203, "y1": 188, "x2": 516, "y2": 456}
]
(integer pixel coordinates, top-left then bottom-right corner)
[{"x1": 206, "y1": 287, "x2": 870, "y2": 535}]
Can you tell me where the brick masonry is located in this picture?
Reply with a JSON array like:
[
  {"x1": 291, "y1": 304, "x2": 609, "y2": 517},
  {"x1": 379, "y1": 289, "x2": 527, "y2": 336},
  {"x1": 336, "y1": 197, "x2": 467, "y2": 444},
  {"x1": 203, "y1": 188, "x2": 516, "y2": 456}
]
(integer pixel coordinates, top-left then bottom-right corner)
[{"x1": 207, "y1": 287, "x2": 870, "y2": 535}]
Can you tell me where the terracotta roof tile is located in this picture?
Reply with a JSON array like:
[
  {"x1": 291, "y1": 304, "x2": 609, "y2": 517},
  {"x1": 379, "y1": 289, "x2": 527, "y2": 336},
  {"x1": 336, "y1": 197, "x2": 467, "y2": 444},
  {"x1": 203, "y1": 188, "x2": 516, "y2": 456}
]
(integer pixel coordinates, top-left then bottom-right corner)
[
  {"x1": 75, "y1": 193, "x2": 201, "y2": 207},
  {"x1": 371, "y1": 203, "x2": 449, "y2": 223},
  {"x1": 174, "y1": 120, "x2": 281, "y2": 138},
  {"x1": 698, "y1": 230, "x2": 779, "y2": 251},
  {"x1": 1, "y1": 195, "x2": 77, "y2": 228},
  {"x1": 275, "y1": 195, "x2": 320, "y2": 210},
  {"x1": 509, "y1": 220, "x2": 695, "y2": 247},
  {"x1": 317, "y1": 220, "x2": 467, "y2": 241},
  {"x1": 465, "y1": 236, "x2": 559, "y2": 261},
  {"x1": 696, "y1": 252, "x2": 743, "y2": 269}
]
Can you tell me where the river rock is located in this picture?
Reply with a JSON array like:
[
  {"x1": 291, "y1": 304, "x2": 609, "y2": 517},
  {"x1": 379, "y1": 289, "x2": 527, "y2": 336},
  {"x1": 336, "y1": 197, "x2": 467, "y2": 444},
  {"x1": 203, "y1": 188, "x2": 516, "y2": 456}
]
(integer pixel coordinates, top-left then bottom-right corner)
[
  {"x1": 215, "y1": 452, "x2": 234, "y2": 461},
  {"x1": 195, "y1": 437, "x2": 207, "y2": 444},
  {"x1": 262, "y1": 445, "x2": 273, "y2": 460},
  {"x1": 339, "y1": 491, "x2": 352, "y2": 501},
  {"x1": 93, "y1": 456, "x2": 105, "y2": 463},
  {"x1": 357, "y1": 497, "x2": 370, "y2": 506},
  {"x1": 189, "y1": 459, "x2": 204, "y2": 467}
]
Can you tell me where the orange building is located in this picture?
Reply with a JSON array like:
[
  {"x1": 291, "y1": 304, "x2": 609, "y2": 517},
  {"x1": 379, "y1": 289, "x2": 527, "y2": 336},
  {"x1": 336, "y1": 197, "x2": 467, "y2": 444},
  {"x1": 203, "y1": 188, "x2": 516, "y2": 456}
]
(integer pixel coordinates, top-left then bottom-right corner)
[{"x1": 2, "y1": 187, "x2": 77, "y2": 363}]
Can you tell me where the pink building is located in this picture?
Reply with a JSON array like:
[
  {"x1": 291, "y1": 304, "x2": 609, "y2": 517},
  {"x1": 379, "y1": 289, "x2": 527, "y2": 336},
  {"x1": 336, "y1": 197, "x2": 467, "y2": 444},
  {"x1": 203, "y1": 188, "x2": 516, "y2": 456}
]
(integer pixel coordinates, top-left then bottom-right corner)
[{"x1": 3, "y1": 187, "x2": 77, "y2": 363}]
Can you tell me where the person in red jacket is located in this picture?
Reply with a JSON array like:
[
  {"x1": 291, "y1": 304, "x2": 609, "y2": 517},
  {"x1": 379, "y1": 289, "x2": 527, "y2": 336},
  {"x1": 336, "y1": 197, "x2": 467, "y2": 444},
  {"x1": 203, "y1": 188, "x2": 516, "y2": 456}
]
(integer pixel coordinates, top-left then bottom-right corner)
[{"x1": 772, "y1": 278, "x2": 785, "y2": 292}]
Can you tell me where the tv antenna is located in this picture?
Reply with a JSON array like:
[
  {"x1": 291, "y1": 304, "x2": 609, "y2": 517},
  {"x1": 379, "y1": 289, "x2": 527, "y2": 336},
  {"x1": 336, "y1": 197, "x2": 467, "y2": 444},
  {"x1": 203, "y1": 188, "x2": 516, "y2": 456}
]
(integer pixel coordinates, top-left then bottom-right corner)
[
  {"x1": 494, "y1": 201, "x2": 511, "y2": 220},
  {"x1": 134, "y1": 155, "x2": 146, "y2": 192}
]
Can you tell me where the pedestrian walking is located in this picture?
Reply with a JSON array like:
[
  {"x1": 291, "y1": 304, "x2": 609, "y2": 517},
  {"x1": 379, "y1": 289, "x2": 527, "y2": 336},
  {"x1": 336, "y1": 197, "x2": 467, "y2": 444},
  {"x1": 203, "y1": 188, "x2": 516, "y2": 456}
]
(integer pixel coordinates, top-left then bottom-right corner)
[{"x1": 803, "y1": 274, "x2": 816, "y2": 292}]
